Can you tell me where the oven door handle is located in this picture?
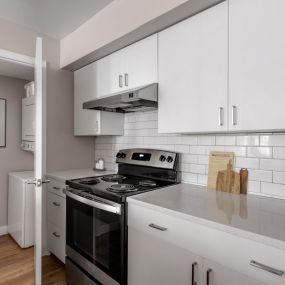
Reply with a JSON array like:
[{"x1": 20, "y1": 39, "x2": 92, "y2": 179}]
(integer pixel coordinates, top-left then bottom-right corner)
[{"x1": 66, "y1": 190, "x2": 121, "y2": 215}]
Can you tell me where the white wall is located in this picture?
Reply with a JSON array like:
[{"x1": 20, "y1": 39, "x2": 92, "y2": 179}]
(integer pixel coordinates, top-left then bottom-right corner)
[
  {"x1": 0, "y1": 17, "x2": 95, "y2": 174},
  {"x1": 95, "y1": 111, "x2": 285, "y2": 199},
  {"x1": 60, "y1": 0, "x2": 187, "y2": 67},
  {"x1": 0, "y1": 75, "x2": 34, "y2": 227}
]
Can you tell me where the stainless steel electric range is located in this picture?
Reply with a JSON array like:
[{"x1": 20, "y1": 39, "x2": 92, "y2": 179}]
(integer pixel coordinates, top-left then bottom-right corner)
[{"x1": 65, "y1": 148, "x2": 180, "y2": 285}]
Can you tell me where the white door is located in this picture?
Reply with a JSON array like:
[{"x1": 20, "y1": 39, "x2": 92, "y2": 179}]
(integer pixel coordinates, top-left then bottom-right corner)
[
  {"x1": 229, "y1": 0, "x2": 285, "y2": 131},
  {"x1": 34, "y1": 37, "x2": 46, "y2": 285},
  {"x1": 203, "y1": 259, "x2": 266, "y2": 285},
  {"x1": 128, "y1": 227, "x2": 203, "y2": 285},
  {"x1": 158, "y1": 1, "x2": 228, "y2": 133}
]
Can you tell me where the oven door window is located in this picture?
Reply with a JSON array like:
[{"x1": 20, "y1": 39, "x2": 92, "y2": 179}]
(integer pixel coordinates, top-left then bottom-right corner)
[{"x1": 66, "y1": 196, "x2": 123, "y2": 283}]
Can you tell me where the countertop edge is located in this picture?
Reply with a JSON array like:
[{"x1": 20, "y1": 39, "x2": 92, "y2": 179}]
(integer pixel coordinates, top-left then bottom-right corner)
[{"x1": 127, "y1": 196, "x2": 285, "y2": 252}]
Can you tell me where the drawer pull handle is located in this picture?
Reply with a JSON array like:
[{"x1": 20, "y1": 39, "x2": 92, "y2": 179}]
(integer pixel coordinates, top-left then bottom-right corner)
[
  {"x1": 52, "y1": 232, "x2": 60, "y2": 238},
  {"x1": 206, "y1": 268, "x2": 212, "y2": 285},
  {"x1": 53, "y1": 186, "x2": 61, "y2": 191},
  {"x1": 52, "y1": 202, "x2": 61, "y2": 207},
  {"x1": 148, "y1": 223, "x2": 167, "y2": 231},
  {"x1": 192, "y1": 262, "x2": 198, "y2": 285},
  {"x1": 250, "y1": 260, "x2": 284, "y2": 277}
]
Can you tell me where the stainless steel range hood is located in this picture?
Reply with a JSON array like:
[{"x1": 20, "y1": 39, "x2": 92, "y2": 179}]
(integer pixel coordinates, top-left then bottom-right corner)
[{"x1": 83, "y1": 83, "x2": 158, "y2": 113}]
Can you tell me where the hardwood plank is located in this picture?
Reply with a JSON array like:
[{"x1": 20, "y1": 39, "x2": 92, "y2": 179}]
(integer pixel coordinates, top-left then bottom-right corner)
[{"x1": 0, "y1": 235, "x2": 67, "y2": 285}]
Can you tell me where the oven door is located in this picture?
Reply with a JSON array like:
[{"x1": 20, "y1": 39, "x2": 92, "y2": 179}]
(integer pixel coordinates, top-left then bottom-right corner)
[{"x1": 66, "y1": 190, "x2": 124, "y2": 285}]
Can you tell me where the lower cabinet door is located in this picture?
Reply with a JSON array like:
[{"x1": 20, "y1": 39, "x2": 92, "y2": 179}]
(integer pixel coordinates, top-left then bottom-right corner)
[
  {"x1": 203, "y1": 259, "x2": 267, "y2": 285},
  {"x1": 128, "y1": 227, "x2": 202, "y2": 285},
  {"x1": 47, "y1": 222, "x2": 65, "y2": 263}
]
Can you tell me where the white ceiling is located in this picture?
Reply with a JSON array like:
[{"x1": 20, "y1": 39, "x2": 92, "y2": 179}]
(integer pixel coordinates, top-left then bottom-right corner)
[{"x1": 0, "y1": 0, "x2": 114, "y2": 39}]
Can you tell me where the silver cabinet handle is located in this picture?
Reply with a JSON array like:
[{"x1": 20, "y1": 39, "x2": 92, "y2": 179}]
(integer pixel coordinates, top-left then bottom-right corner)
[
  {"x1": 250, "y1": 260, "x2": 285, "y2": 277},
  {"x1": 192, "y1": 262, "x2": 198, "y2": 285},
  {"x1": 95, "y1": 120, "x2": 99, "y2": 133},
  {"x1": 219, "y1": 107, "x2": 224, "y2": 126},
  {"x1": 53, "y1": 186, "x2": 61, "y2": 191},
  {"x1": 124, "y1": 73, "x2": 129, "y2": 87},
  {"x1": 232, "y1": 105, "x2": 237, "y2": 126},
  {"x1": 206, "y1": 269, "x2": 212, "y2": 285},
  {"x1": 148, "y1": 223, "x2": 167, "y2": 231},
  {"x1": 119, "y1": 75, "x2": 123, "y2": 88},
  {"x1": 52, "y1": 232, "x2": 60, "y2": 238},
  {"x1": 52, "y1": 202, "x2": 61, "y2": 207}
]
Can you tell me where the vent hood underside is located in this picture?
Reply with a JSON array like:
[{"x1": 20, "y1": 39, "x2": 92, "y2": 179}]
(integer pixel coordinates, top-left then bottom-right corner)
[{"x1": 83, "y1": 83, "x2": 158, "y2": 113}]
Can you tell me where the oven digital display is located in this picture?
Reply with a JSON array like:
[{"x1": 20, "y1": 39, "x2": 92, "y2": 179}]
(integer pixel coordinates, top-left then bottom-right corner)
[{"x1": 131, "y1": 152, "x2": 151, "y2": 161}]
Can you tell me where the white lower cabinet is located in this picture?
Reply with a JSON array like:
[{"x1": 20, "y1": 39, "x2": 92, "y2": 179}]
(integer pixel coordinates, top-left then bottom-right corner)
[
  {"x1": 46, "y1": 178, "x2": 66, "y2": 263},
  {"x1": 128, "y1": 227, "x2": 202, "y2": 285},
  {"x1": 128, "y1": 203, "x2": 285, "y2": 285}
]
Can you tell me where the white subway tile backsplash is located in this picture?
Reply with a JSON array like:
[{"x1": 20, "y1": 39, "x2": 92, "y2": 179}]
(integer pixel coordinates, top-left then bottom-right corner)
[
  {"x1": 260, "y1": 135, "x2": 285, "y2": 146},
  {"x1": 273, "y1": 147, "x2": 285, "y2": 159},
  {"x1": 216, "y1": 135, "x2": 236, "y2": 145},
  {"x1": 260, "y1": 159, "x2": 285, "y2": 171},
  {"x1": 273, "y1": 172, "x2": 285, "y2": 184},
  {"x1": 236, "y1": 157, "x2": 259, "y2": 169},
  {"x1": 247, "y1": 147, "x2": 272, "y2": 158},
  {"x1": 236, "y1": 135, "x2": 259, "y2": 146},
  {"x1": 94, "y1": 111, "x2": 285, "y2": 198}
]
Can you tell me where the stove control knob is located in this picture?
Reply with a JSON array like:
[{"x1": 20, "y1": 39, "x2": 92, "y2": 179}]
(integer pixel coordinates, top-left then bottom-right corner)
[
  {"x1": 121, "y1": 152, "x2": 126, "y2": 158},
  {"x1": 167, "y1": 156, "x2": 174, "y2": 163},
  {"x1": 116, "y1": 152, "x2": 122, "y2": 158},
  {"x1": 159, "y1": 155, "x2": 166, "y2": 162}
]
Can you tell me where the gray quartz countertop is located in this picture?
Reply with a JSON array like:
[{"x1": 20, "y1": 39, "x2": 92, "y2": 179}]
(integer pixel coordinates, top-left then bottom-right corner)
[
  {"x1": 127, "y1": 183, "x2": 285, "y2": 250},
  {"x1": 47, "y1": 168, "x2": 115, "y2": 183}
]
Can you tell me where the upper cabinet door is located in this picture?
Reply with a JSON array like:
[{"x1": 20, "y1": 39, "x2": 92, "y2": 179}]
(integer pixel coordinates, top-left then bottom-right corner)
[
  {"x1": 74, "y1": 63, "x2": 98, "y2": 135},
  {"x1": 125, "y1": 34, "x2": 158, "y2": 89},
  {"x1": 158, "y1": 2, "x2": 228, "y2": 133},
  {"x1": 229, "y1": 0, "x2": 285, "y2": 131}
]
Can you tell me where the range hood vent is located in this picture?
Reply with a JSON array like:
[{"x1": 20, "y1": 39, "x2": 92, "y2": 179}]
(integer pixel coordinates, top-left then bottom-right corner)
[{"x1": 83, "y1": 83, "x2": 158, "y2": 113}]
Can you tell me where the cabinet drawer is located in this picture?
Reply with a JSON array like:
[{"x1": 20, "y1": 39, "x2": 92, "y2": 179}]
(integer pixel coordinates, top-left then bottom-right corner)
[
  {"x1": 128, "y1": 203, "x2": 285, "y2": 285},
  {"x1": 47, "y1": 192, "x2": 66, "y2": 228},
  {"x1": 47, "y1": 222, "x2": 65, "y2": 263},
  {"x1": 47, "y1": 179, "x2": 66, "y2": 197}
]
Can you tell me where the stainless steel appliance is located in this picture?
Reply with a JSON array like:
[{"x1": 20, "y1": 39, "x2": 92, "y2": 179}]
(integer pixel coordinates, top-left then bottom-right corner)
[
  {"x1": 83, "y1": 83, "x2": 158, "y2": 113},
  {"x1": 65, "y1": 148, "x2": 180, "y2": 285}
]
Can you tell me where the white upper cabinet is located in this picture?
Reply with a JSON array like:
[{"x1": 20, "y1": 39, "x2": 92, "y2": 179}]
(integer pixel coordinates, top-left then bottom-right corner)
[
  {"x1": 74, "y1": 63, "x2": 124, "y2": 136},
  {"x1": 96, "y1": 34, "x2": 158, "y2": 97},
  {"x1": 229, "y1": 0, "x2": 285, "y2": 131},
  {"x1": 125, "y1": 34, "x2": 158, "y2": 89},
  {"x1": 158, "y1": 2, "x2": 228, "y2": 133}
]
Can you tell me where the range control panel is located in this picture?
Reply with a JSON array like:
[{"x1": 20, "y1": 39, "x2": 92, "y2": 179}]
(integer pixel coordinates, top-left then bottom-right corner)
[{"x1": 116, "y1": 148, "x2": 178, "y2": 170}]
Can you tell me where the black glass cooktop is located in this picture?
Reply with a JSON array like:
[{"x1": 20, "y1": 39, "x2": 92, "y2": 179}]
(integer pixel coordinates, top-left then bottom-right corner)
[{"x1": 66, "y1": 174, "x2": 176, "y2": 203}]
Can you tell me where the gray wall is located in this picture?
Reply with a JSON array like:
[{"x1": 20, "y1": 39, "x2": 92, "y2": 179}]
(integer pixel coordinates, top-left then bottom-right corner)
[
  {"x1": 0, "y1": 19, "x2": 95, "y2": 227},
  {"x1": 0, "y1": 75, "x2": 34, "y2": 227}
]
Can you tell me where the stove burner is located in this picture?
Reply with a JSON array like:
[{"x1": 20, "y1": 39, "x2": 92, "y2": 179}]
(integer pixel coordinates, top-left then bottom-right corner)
[
  {"x1": 107, "y1": 184, "x2": 137, "y2": 193},
  {"x1": 101, "y1": 175, "x2": 126, "y2": 182},
  {"x1": 79, "y1": 178, "x2": 100, "y2": 185},
  {"x1": 139, "y1": 179, "x2": 157, "y2": 187}
]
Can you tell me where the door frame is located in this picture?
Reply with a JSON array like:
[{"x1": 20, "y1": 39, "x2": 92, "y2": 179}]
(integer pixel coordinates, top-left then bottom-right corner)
[{"x1": 0, "y1": 47, "x2": 47, "y2": 284}]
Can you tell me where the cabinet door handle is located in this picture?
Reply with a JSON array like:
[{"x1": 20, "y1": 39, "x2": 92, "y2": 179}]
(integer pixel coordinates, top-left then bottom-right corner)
[
  {"x1": 95, "y1": 120, "x2": 99, "y2": 133},
  {"x1": 206, "y1": 269, "x2": 212, "y2": 285},
  {"x1": 52, "y1": 202, "x2": 61, "y2": 207},
  {"x1": 232, "y1": 105, "x2": 237, "y2": 126},
  {"x1": 192, "y1": 262, "x2": 198, "y2": 285},
  {"x1": 124, "y1": 73, "x2": 129, "y2": 87},
  {"x1": 52, "y1": 232, "x2": 60, "y2": 238},
  {"x1": 250, "y1": 260, "x2": 285, "y2": 277},
  {"x1": 53, "y1": 186, "x2": 61, "y2": 191},
  {"x1": 148, "y1": 223, "x2": 167, "y2": 231},
  {"x1": 119, "y1": 75, "x2": 123, "y2": 88},
  {"x1": 219, "y1": 107, "x2": 224, "y2": 126}
]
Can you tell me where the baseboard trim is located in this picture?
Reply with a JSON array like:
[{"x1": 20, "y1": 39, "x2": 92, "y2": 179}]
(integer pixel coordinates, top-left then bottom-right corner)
[{"x1": 0, "y1": 225, "x2": 8, "y2": 236}]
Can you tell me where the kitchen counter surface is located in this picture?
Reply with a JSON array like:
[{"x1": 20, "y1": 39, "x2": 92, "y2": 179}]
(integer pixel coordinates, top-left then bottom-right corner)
[
  {"x1": 127, "y1": 183, "x2": 285, "y2": 250},
  {"x1": 47, "y1": 168, "x2": 115, "y2": 183}
]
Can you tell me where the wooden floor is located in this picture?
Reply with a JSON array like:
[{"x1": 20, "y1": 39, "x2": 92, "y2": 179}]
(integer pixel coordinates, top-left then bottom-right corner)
[{"x1": 0, "y1": 235, "x2": 67, "y2": 285}]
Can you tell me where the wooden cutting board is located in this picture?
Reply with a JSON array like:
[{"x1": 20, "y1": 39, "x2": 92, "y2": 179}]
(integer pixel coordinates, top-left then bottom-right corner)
[{"x1": 207, "y1": 151, "x2": 234, "y2": 190}]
